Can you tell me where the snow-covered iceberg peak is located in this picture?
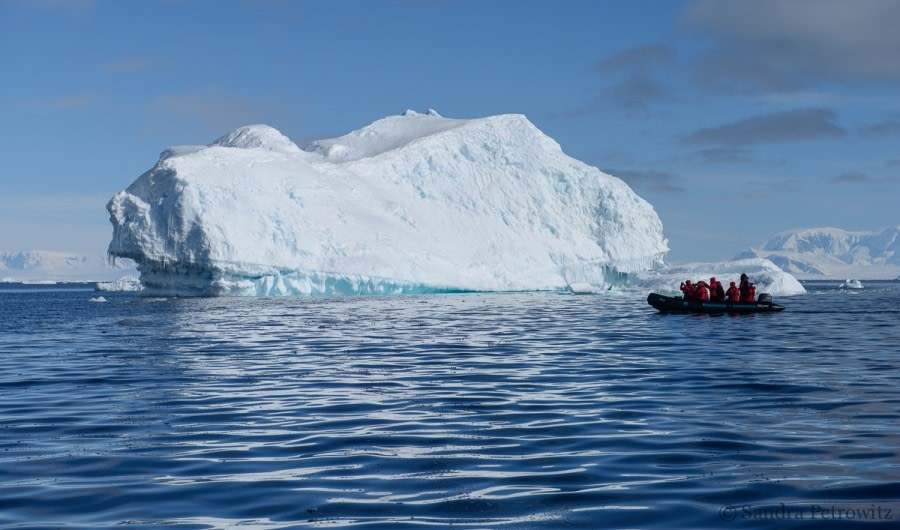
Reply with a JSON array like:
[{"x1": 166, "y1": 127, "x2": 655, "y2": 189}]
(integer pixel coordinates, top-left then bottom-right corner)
[
  {"x1": 107, "y1": 110, "x2": 669, "y2": 296},
  {"x1": 303, "y1": 109, "x2": 473, "y2": 161},
  {"x1": 210, "y1": 124, "x2": 302, "y2": 155}
]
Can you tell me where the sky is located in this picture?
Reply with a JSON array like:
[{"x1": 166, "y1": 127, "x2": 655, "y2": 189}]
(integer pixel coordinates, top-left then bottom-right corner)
[{"x1": 1, "y1": 0, "x2": 898, "y2": 263}]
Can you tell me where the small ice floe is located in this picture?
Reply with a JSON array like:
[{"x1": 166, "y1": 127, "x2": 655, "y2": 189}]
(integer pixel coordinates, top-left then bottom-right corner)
[
  {"x1": 89, "y1": 296, "x2": 108, "y2": 303},
  {"x1": 839, "y1": 279, "x2": 864, "y2": 289},
  {"x1": 96, "y1": 275, "x2": 143, "y2": 292},
  {"x1": 567, "y1": 282, "x2": 601, "y2": 294}
]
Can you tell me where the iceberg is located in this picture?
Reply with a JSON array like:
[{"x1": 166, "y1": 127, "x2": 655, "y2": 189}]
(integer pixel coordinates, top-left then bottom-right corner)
[
  {"x1": 630, "y1": 258, "x2": 807, "y2": 296},
  {"x1": 96, "y1": 275, "x2": 144, "y2": 292},
  {"x1": 839, "y1": 279, "x2": 864, "y2": 289},
  {"x1": 735, "y1": 226, "x2": 900, "y2": 279},
  {"x1": 107, "y1": 110, "x2": 669, "y2": 296}
]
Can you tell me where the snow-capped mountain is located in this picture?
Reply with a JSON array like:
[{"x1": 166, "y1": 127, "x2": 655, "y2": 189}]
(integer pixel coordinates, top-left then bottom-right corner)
[
  {"x1": 107, "y1": 109, "x2": 670, "y2": 296},
  {"x1": 734, "y1": 226, "x2": 899, "y2": 279},
  {"x1": 0, "y1": 250, "x2": 136, "y2": 282}
]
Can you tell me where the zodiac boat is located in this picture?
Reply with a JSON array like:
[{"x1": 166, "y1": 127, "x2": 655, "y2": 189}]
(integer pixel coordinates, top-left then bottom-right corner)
[{"x1": 646, "y1": 293, "x2": 785, "y2": 314}]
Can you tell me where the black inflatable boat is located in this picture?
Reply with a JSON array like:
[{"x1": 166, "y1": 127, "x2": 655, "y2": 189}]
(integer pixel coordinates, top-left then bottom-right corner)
[{"x1": 647, "y1": 292, "x2": 785, "y2": 314}]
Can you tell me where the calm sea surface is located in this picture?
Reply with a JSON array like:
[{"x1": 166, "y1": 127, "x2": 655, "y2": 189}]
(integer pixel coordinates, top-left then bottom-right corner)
[{"x1": 1, "y1": 282, "x2": 898, "y2": 529}]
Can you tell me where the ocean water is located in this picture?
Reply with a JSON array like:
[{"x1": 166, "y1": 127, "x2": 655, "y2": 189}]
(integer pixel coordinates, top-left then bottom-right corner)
[{"x1": 1, "y1": 281, "x2": 898, "y2": 529}]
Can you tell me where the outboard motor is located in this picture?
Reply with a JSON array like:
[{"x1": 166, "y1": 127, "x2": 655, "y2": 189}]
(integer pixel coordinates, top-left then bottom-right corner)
[{"x1": 757, "y1": 293, "x2": 773, "y2": 304}]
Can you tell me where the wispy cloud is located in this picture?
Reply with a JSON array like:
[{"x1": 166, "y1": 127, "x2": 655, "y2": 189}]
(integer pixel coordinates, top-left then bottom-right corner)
[
  {"x1": 604, "y1": 168, "x2": 685, "y2": 194},
  {"x1": 596, "y1": 44, "x2": 676, "y2": 74},
  {"x1": 829, "y1": 172, "x2": 899, "y2": 185},
  {"x1": 553, "y1": 43, "x2": 677, "y2": 118},
  {"x1": 602, "y1": 74, "x2": 671, "y2": 113},
  {"x1": 151, "y1": 86, "x2": 271, "y2": 133},
  {"x1": 733, "y1": 177, "x2": 801, "y2": 199},
  {"x1": 684, "y1": 147, "x2": 755, "y2": 164},
  {"x1": 22, "y1": 91, "x2": 100, "y2": 112},
  {"x1": 684, "y1": 0, "x2": 900, "y2": 91},
  {"x1": 830, "y1": 172, "x2": 875, "y2": 184},
  {"x1": 859, "y1": 120, "x2": 900, "y2": 139},
  {"x1": 684, "y1": 108, "x2": 846, "y2": 145},
  {"x1": 104, "y1": 55, "x2": 157, "y2": 74}
]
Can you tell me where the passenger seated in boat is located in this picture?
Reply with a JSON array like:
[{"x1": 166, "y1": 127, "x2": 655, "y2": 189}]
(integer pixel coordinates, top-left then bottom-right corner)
[
  {"x1": 739, "y1": 273, "x2": 756, "y2": 302},
  {"x1": 726, "y1": 281, "x2": 740, "y2": 302},
  {"x1": 710, "y1": 277, "x2": 726, "y2": 302},
  {"x1": 694, "y1": 280, "x2": 710, "y2": 301},
  {"x1": 680, "y1": 280, "x2": 696, "y2": 300}
]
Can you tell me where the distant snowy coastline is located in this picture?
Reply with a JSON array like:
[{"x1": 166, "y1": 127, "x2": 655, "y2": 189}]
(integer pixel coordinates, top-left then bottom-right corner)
[
  {"x1": 735, "y1": 226, "x2": 899, "y2": 280},
  {"x1": 0, "y1": 250, "x2": 136, "y2": 282},
  {"x1": 107, "y1": 109, "x2": 670, "y2": 296}
]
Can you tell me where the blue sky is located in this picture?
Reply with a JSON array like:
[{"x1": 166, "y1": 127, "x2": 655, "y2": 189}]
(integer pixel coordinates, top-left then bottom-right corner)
[{"x1": 1, "y1": 0, "x2": 898, "y2": 262}]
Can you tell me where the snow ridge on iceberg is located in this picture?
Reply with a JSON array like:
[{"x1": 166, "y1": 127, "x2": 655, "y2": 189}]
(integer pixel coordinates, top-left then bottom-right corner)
[{"x1": 107, "y1": 110, "x2": 668, "y2": 296}]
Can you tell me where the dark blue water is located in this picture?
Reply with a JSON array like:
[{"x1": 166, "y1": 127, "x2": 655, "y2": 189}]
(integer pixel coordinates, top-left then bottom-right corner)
[{"x1": 2, "y1": 282, "x2": 898, "y2": 528}]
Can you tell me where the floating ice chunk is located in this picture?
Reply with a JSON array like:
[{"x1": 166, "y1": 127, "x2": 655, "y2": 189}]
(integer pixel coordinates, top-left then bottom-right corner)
[{"x1": 96, "y1": 275, "x2": 143, "y2": 292}]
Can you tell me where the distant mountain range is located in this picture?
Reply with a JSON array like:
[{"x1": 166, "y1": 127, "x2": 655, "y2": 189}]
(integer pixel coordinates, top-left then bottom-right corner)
[
  {"x1": 0, "y1": 250, "x2": 136, "y2": 282},
  {"x1": 5, "y1": 226, "x2": 897, "y2": 284},
  {"x1": 734, "y1": 226, "x2": 899, "y2": 279}
]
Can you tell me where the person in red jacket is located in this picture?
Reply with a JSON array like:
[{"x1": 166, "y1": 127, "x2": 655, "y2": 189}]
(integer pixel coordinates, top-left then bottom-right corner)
[
  {"x1": 694, "y1": 280, "x2": 710, "y2": 301},
  {"x1": 680, "y1": 280, "x2": 696, "y2": 300},
  {"x1": 739, "y1": 273, "x2": 755, "y2": 302},
  {"x1": 710, "y1": 277, "x2": 726, "y2": 302},
  {"x1": 726, "y1": 281, "x2": 740, "y2": 302}
]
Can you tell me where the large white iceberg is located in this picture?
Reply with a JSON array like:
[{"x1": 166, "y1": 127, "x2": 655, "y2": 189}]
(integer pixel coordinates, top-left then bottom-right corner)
[{"x1": 107, "y1": 110, "x2": 669, "y2": 296}]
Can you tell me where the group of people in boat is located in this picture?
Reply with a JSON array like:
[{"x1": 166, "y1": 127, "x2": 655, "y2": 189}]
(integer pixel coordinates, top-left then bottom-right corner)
[{"x1": 680, "y1": 273, "x2": 756, "y2": 303}]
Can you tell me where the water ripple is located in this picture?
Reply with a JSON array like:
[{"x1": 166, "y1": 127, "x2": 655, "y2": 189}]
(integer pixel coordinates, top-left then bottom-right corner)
[{"x1": 1, "y1": 285, "x2": 899, "y2": 528}]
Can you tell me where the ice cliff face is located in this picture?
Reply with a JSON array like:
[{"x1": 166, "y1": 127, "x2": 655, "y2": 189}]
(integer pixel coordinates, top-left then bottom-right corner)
[
  {"x1": 107, "y1": 110, "x2": 668, "y2": 295},
  {"x1": 735, "y1": 226, "x2": 899, "y2": 279}
]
